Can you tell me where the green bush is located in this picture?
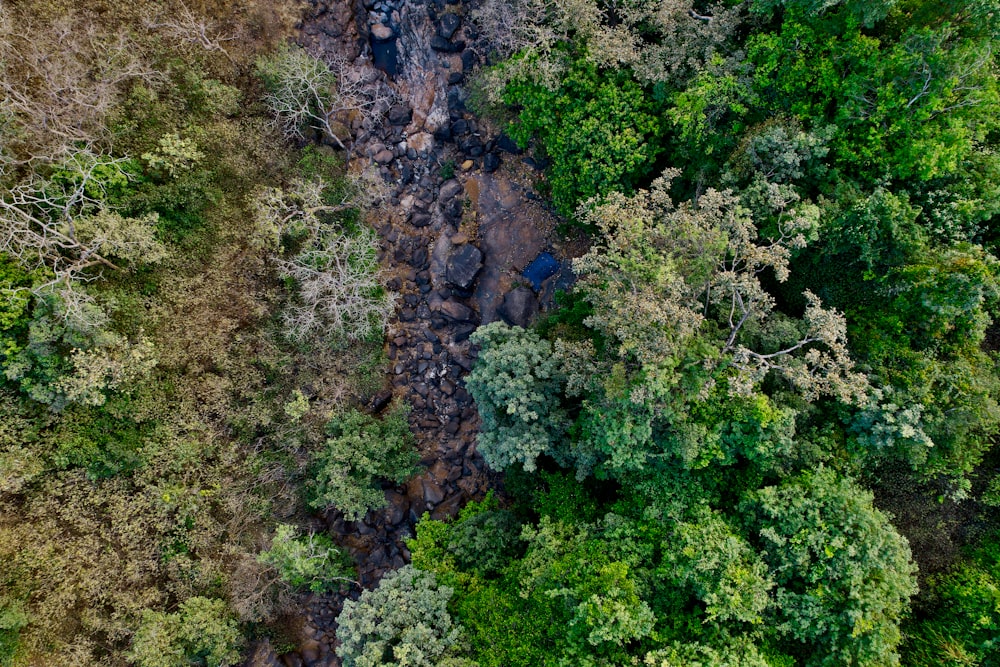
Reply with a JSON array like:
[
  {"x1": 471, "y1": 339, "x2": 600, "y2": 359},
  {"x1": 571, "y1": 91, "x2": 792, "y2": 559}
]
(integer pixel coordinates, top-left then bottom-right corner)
[
  {"x1": 129, "y1": 597, "x2": 242, "y2": 667},
  {"x1": 904, "y1": 532, "x2": 1000, "y2": 667},
  {"x1": 258, "y1": 523, "x2": 355, "y2": 593},
  {"x1": 335, "y1": 565, "x2": 466, "y2": 667},
  {"x1": 309, "y1": 404, "x2": 419, "y2": 521},
  {"x1": 465, "y1": 323, "x2": 568, "y2": 473},
  {"x1": 503, "y1": 54, "x2": 664, "y2": 218}
]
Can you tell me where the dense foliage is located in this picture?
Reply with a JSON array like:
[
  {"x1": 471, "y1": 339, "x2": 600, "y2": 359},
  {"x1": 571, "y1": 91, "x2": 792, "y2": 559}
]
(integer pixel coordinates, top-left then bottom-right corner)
[
  {"x1": 0, "y1": 1, "x2": 393, "y2": 664},
  {"x1": 386, "y1": 0, "x2": 1000, "y2": 665},
  {"x1": 2, "y1": 0, "x2": 1000, "y2": 665},
  {"x1": 335, "y1": 566, "x2": 471, "y2": 667},
  {"x1": 309, "y1": 405, "x2": 420, "y2": 521}
]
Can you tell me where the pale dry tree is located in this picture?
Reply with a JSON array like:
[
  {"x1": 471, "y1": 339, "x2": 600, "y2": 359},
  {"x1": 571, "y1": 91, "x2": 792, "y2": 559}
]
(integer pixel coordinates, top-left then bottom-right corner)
[
  {"x1": 0, "y1": 149, "x2": 164, "y2": 279},
  {"x1": 276, "y1": 230, "x2": 394, "y2": 342},
  {"x1": 0, "y1": 7, "x2": 158, "y2": 167},
  {"x1": 575, "y1": 169, "x2": 869, "y2": 405},
  {"x1": 250, "y1": 170, "x2": 388, "y2": 248},
  {"x1": 144, "y1": 2, "x2": 237, "y2": 60},
  {"x1": 0, "y1": 147, "x2": 166, "y2": 329},
  {"x1": 251, "y1": 173, "x2": 394, "y2": 342},
  {"x1": 469, "y1": 0, "x2": 744, "y2": 100},
  {"x1": 256, "y1": 43, "x2": 396, "y2": 152}
]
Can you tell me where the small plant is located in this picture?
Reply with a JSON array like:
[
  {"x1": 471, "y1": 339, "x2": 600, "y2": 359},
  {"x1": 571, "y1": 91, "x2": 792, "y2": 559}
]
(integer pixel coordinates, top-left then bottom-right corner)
[
  {"x1": 440, "y1": 159, "x2": 456, "y2": 180},
  {"x1": 258, "y1": 523, "x2": 355, "y2": 593},
  {"x1": 0, "y1": 599, "x2": 28, "y2": 665},
  {"x1": 982, "y1": 473, "x2": 1000, "y2": 507},
  {"x1": 283, "y1": 389, "x2": 310, "y2": 422}
]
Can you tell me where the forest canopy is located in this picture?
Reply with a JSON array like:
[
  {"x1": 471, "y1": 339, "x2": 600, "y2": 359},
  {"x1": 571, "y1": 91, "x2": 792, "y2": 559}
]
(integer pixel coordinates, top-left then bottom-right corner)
[{"x1": 0, "y1": 0, "x2": 999, "y2": 665}]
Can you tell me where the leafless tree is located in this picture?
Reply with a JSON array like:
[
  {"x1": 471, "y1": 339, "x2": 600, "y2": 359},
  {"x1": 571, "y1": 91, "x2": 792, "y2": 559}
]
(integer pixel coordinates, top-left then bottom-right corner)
[
  {"x1": 251, "y1": 174, "x2": 394, "y2": 342},
  {"x1": 145, "y1": 2, "x2": 237, "y2": 60},
  {"x1": 277, "y1": 232, "x2": 394, "y2": 342},
  {"x1": 256, "y1": 44, "x2": 396, "y2": 152},
  {"x1": 0, "y1": 147, "x2": 166, "y2": 328},
  {"x1": 0, "y1": 148, "x2": 162, "y2": 276},
  {"x1": 0, "y1": 7, "x2": 158, "y2": 167}
]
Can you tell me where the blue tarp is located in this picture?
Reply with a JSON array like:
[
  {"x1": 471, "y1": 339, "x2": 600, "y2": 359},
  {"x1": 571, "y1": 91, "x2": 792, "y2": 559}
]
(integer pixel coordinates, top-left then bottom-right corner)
[{"x1": 522, "y1": 252, "x2": 559, "y2": 291}]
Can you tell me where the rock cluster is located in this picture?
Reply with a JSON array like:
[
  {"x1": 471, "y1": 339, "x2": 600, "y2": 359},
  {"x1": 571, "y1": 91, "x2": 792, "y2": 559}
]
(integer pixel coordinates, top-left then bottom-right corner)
[{"x1": 273, "y1": 0, "x2": 572, "y2": 662}]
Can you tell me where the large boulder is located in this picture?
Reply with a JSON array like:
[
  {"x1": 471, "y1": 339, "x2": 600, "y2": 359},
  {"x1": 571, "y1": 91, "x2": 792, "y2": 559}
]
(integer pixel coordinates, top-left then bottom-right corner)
[
  {"x1": 438, "y1": 13, "x2": 461, "y2": 39},
  {"x1": 388, "y1": 104, "x2": 413, "y2": 126},
  {"x1": 439, "y1": 178, "x2": 463, "y2": 201},
  {"x1": 439, "y1": 299, "x2": 475, "y2": 322},
  {"x1": 498, "y1": 287, "x2": 538, "y2": 327},
  {"x1": 446, "y1": 243, "x2": 483, "y2": 290}
]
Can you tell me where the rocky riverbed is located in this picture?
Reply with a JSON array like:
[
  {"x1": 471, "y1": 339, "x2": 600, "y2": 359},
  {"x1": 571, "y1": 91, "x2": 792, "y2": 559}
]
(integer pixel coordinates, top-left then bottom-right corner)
[{"x1": 246, "y1": 0, "x2": 574, "y2": 664}]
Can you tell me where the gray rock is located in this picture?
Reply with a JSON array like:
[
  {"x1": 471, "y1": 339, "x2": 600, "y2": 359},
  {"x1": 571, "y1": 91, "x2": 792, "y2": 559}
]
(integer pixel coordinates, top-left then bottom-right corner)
[
  {"x1": 410, "y1": 211, "x2": 432, "y2": 227},
  {"x1": 453, "y1": 323, "x2": 476, "y2": 342},
  {"x1": 384, "y1": 491, "x2": 409, "y2": 526},
  {"x1": 370, "y1": 390, "x2": 393, "y2": 414},
  {"x1": 446, "y1": 244, "x2": 483, "y2": 290},
  {"x1": 459, "y1": 135, "x2": 483, "y2": 157},
  {"x1": 442, "y1": 197, "x2": 464, "y2": 224},
  {"x1": 483, "y1": 152, "x2": 500, "y2": 173},
  {"x1": 439, "y1": 299, "x2": 474, "y2": 322},
  {"x1": 439, "y1": 178, "x2": 463, "y2": 201},
  {"x1": 438, "y1": 13, "x2": 461, "y2": 39},
  {"x1": 427, "y1": 460, "x2": 451, "y2": 485},
  {"x1": 499, "y1": 287, "x2": 539, "y2": 327},
  {"x1": 388, "y1": 104, "x2": 413, "y2": 126},
  {"x1": 430, "y1": 493, "x2": 464, "y2": 520}
]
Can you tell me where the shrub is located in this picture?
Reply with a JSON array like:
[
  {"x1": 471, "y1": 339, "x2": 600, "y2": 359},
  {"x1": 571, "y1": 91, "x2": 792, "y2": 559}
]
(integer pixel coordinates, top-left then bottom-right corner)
[
  {"x1": 335, "y1": 565, "x2": 466, "y2": 667},
  {"x1": 257, "y1": 523, "x2": 355, "y2": 593},
  {"x1": 309, "y1": 404, "x2": 419, "y2": 521},
  {"x1": 465, "y1": 322, "x2": 569, "y2": 473},
  {"x1": 129, "y1": 597, "x2": 242, "y2": 667}
]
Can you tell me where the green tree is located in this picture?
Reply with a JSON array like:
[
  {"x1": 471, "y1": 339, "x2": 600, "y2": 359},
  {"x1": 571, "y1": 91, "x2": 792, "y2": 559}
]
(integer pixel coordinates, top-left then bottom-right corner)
[
  {"x1": 309, "y1": 404, "x2": 419, "y2": 521},
  {"x1": 643, "y1": 637, "x2": 772, "y2": 667},
  {"x1": 744, "y1": 467, "x2": 917, "y2": 666},
  {"x1": 465, "y1": 322, "x2": 569, "y2": 473},
  {"x1": 335, "y1": 566, "x2": 467, "y2": 667},
  {"x1": 257, "y1": 523, "x2": 355, "y2": 593},
  {"x1": 0, "y1": 599, "x2": 27, "y2": 666}
]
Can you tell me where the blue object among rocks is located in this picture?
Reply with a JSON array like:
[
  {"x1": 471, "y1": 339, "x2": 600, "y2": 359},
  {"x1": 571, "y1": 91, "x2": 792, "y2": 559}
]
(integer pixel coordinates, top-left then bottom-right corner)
[{"x1": 522, "y1": 252, "x2": 559, "y2": 291}]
